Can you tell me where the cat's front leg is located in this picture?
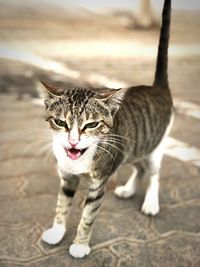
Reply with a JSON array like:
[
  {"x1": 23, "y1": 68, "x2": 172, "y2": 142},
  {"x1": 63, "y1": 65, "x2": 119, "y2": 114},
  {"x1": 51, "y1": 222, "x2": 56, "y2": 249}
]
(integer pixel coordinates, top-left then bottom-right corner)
[
  {"x1": 69, "y1": 176, "x2": 107, "y2": 258},
  {"x1": 42, "y1": 172, "x2": 79, "y2": 245}
]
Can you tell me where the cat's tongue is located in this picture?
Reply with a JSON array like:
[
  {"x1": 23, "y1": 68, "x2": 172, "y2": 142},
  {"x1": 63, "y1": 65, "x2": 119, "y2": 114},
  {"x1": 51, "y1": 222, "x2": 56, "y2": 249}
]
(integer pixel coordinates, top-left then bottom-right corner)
[{"x1": 67, "y1": 148, "x2": 82, "y2": 160}]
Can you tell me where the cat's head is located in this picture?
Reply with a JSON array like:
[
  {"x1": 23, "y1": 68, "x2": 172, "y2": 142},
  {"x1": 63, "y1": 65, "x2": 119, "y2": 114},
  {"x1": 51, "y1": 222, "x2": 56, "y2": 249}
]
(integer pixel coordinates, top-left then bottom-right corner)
[{"x1": 42, "y1": 82, "x2": 126, "y2": 161}]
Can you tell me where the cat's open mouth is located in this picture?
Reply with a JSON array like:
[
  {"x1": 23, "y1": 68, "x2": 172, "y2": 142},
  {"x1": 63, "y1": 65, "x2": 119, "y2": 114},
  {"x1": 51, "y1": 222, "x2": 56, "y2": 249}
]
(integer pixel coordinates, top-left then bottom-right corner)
[{"x1": 64, "y1": 147, "x2": 87, "y2": 160}]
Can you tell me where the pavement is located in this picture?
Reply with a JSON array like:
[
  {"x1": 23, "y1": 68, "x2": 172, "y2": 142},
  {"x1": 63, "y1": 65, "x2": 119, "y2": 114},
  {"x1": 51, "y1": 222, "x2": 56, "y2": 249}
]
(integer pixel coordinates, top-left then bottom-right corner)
[{"x1": 0, "y1": 4, "x2": 200, "y2": 267}]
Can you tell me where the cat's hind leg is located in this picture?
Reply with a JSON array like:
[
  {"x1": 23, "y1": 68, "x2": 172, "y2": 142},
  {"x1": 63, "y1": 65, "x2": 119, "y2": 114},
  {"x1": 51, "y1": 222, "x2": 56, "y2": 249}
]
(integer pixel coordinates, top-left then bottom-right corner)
[
  {"x1": 114, "y1": 155, "x2": 161, "y2": 215},
  {"x1": 114, "y1": 154, "x2": 162, "y2": 215},
  {"x1": 142, "y1": 115, "x2": 173, "y2": 216},
  {"x1": 141, "y1": 171, "x2": 160, "y2": 216},
  {"x1": 114, "y1": 160, "x2": 146, "y2": 198},
  {"x1": 42, "y1": 172, "x2": 79, "y2": 245},
  {"x1": 141, "y1": 143, "x2": 165, "y2": 216},
  {"x1": 114, "y1": 166, "x2": 139, "y2": 198}
]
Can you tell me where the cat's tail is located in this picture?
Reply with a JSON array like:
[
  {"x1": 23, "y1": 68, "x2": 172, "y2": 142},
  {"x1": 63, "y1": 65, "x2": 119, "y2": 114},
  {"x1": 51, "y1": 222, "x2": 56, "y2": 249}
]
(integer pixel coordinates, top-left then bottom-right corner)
[{"x1": 153, "y1": 0, "x2": 171, "y2": 89}]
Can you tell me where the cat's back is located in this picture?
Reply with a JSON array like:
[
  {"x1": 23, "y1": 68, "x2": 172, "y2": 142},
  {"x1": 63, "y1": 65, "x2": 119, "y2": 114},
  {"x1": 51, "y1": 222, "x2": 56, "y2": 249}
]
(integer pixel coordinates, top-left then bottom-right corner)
[
  {"x1": 125, "y1": 84, "x2": 172, "y2": 105},
  {"x1": 114, "y1": 85, "x2": 173, "y2": 161},
  {"x1": 121, "y1": 85, "x2": 173, "y2": 121}
]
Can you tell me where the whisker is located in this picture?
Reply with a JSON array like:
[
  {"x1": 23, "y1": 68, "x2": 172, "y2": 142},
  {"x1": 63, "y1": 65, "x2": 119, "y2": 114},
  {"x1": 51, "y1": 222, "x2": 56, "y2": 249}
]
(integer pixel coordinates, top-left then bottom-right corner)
[
  {"x1": 22, "y1": 139, "x2": 52, "y2": 156},
  {"x1": 44, "y1": 148, "x2": 54, "y2": 164},
  {"x1": 101, "y1": 141, "x2": 125, "y2": 156},
  {"x1": 102, "y1": 138, "x2": 126, "y2": 147},
  {"x1": 3, "y1": 128, "x2": 52, "y2": 135},
  {"x1": 107, "y1": 134, "x2": 136, "y2": 144},
  {"x1": 97, "y1": 145, "x2": 114, "y2": 160},
  {"x1": 37, "y1": 143, "x2": 52, "y2": 156}
]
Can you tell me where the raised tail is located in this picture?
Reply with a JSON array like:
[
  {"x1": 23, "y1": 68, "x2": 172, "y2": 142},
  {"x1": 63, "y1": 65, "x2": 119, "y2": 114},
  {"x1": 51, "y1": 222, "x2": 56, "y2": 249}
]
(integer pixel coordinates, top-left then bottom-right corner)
[{"x1": 153, "y1": 0, "x2": 171, "y2": 89}]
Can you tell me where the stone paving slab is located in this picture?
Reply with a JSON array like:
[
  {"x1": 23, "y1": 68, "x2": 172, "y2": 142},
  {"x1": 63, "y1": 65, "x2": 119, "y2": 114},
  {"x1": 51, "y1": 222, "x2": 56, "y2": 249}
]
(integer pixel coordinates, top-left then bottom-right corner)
[{"x1": 111, "y1": 233, "x2": 200, "y2": 267}]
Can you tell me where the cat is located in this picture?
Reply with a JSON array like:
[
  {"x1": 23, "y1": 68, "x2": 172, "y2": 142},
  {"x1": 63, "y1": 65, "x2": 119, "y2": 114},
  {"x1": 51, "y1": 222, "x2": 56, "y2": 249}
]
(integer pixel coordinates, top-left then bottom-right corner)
[{"x1": 41, "y1": 0, "x2": 173, "y2": 259}]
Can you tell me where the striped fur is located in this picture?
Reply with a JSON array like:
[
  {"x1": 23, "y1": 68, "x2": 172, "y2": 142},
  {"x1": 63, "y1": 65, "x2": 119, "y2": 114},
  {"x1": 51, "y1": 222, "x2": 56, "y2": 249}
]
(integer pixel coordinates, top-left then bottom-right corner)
[{"x1": 42, "y1": 0, "x2": 173, "y2": 259}]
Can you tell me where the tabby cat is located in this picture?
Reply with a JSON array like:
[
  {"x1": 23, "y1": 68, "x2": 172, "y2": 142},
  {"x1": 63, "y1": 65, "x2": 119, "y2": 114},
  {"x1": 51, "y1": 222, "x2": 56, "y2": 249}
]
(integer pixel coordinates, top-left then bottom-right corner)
[{"x1": 41, "y1": 0, "x2": 173, "y2": 259}]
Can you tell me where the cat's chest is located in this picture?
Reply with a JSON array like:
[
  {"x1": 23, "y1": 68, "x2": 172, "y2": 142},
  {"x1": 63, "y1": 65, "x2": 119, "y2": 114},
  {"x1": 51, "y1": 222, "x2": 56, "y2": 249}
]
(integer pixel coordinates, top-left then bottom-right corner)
[{"x1": 52, "y1": 141, "x2": 96, "y2": 175}]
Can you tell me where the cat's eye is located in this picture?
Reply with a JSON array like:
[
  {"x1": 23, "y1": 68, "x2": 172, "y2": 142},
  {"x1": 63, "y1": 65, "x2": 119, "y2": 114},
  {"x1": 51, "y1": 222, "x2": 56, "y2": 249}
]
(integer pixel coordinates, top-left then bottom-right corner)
[
  {"x1": 83, "y1": 122, "x2": 99, "y2": 130},
  {"x1": 54, "y1": 119, "x2": 68, "y2": 128}
]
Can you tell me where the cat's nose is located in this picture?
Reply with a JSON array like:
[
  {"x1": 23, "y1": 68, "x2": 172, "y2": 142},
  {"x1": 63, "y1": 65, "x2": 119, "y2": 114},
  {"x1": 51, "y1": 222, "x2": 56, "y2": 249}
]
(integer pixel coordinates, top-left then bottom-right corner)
[{"x1": 69, "y1": 139, "x2": 79, "y2": 147}]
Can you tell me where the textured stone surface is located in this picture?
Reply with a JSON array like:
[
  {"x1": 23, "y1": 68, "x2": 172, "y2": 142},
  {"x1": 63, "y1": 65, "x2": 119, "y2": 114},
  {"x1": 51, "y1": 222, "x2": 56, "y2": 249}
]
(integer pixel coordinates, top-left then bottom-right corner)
[
  {"x1": 1, "y1": 252, "x2": 95, "y2": 267},
  {"x1": 91, "y1": 209, "x2": 159, "y2": 246},
  {"x1": 24, "y1": 173, "x2": 59, "y2": 196},
  {"x1": 112, "y1": 242, "x2": 147, "y2": 267},
  {"x1": 112, "y1": 234, "x2": 200, "y2": 267},
  {"x1": 0, "y1": 158, "x2": 55, "y2": 179},
  {"x1": 155, "y1": 202, "x2": 200, "y2": 234},
  {"x1": 101, "y1": 191, "x2": 142, "y2": 213},
  {"x1": 0, "y1": 224, "x2": 42, "y2": 261},
  {"x1": 161, "y1": 157, "x2": 200, "y2": 203},
  {"x1": 0, "y1": 195, "x2": 56, "y2": 224},
  {"x1": 90, "y1": 249, "x2": 116, "y2": 267}
]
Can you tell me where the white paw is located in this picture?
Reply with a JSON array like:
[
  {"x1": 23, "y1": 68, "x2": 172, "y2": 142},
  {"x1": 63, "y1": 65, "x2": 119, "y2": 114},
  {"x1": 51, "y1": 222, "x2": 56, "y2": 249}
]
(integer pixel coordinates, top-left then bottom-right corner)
[
  {"x1": 69, "y1": 243, "x2": 91, "y2": 258},
  {"x1": 141, "y1": 199, "x2": 160, "y2": 216},
  {"x1": 42, "y1": 224, "x2": 66, "y2": 245},
  {"x1": 114, "y1": 185, "x2": 135, "y2": 199}
]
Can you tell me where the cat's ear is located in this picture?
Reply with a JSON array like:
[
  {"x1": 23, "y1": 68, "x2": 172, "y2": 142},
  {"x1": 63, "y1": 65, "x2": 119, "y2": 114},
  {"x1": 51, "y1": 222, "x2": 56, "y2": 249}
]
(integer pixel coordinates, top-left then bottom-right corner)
[
  {"x1": 100, "y1": 88, "x2": 128, "y2": 113},
  {"x1": 40, "y1": 81, "x2": 62, "y2": 98}
]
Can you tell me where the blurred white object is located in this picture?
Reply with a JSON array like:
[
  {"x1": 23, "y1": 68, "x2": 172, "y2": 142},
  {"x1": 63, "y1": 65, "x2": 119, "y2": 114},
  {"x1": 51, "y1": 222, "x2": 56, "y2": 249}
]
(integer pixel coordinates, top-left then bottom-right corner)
[{"x1": 135, "y1": 0, "x2": 157, "y2": 28}]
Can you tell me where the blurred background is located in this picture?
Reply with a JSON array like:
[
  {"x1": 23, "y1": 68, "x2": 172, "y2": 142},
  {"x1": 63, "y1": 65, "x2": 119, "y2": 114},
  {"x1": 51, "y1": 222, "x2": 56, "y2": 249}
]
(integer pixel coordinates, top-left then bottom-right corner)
[
  {"x1": 0, "y1": 1, "x2": 200, "y2": 266},
  {"x1": 0, "y1": 0, "x2": 200, "y2": 98}
]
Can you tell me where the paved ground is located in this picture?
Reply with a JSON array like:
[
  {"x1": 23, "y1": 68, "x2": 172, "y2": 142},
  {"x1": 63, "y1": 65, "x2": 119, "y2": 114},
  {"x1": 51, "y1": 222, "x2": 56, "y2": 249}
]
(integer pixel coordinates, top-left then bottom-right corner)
[{"x1": 0, "y1": 4, "x2": 200, "y2": 267}]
